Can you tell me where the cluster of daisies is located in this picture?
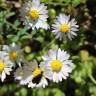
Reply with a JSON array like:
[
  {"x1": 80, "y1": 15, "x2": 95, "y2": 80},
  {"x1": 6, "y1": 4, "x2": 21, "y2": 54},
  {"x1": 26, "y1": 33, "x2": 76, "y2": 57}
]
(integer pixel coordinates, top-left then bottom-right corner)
[
  {"x1": 20, "y1": 0, "x2": 79, "y2": 40},
  {"x1": 0, "y1": 0, "x2": 79, "y2": 88},
  {"x1": 0, "y1": 43, "x2": 73, "y2": 88}
]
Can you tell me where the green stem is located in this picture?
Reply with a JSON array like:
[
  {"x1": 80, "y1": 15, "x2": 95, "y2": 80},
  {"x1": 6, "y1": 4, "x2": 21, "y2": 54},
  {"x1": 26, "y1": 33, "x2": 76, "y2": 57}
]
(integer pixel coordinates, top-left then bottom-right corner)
[
  {"x1": 89, "y1": 74, "x2": 96, "y2": 85},
  {"x1": 5, "y1": 20, "x2": 21, "y2": 31},
  {"x1": 40, "y1": 38, "x2": 56, "y2": 55},
  {"x1": 43, "y1": 39, "x2": 55, "y2": 50}
]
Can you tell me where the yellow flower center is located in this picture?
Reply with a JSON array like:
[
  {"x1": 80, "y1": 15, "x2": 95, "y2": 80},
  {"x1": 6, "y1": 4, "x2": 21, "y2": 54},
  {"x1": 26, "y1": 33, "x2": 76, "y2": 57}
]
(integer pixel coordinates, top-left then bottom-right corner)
[
  {"x1": 33, "y1": 68, "x2": 42, "y2": 77},
  {"x1": 51, "y1": 60, "x2": 62, "y2": 72},
  {"x1": 28, "y1": 9, "x2": 39, "y2": 20},
  {"x1": 60, "y1": 23, "x2": 70, "y2": 33},
  {"x1": 9, "y1": 51, "x2": 17, "y2": 61},
  {"x1": 0, "y1": 60, "x2": 5, "y2": 72}
]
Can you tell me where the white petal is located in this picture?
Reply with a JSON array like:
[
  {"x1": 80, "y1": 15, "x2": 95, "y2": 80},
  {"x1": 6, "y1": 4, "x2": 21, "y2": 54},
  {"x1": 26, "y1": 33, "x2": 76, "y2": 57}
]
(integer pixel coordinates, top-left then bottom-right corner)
[
  {"x1": 2, "y1": 45, "x2": 10, "y2": 52},
  {"x1": 1, "y1": 71, "x2": 6, "y2": 82},
  {"x1": 48, "y1": 49, "x2": 57, "y2": 60},
  {"x1": 4, "y1": 68, "x2": 12, "y2": 75},
  {"x1": 57, "y1": 49, "x2": 70, "y2": 61},
  {"x1": 53, "y1": 72, "x2": 59, "y2": 83},
  {"x1": 28, "y1": 82, "x2": 36, "y2": 88}
]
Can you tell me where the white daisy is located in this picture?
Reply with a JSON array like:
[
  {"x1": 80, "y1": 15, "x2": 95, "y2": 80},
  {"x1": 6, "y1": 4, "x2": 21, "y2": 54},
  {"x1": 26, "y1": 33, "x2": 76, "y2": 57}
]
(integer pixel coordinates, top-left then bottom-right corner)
[
  {"x1": 0, "y1": 51, "x2": 13, "y2": 82},
  {"x1": 42, "y1": 48, "x2": 73, "y2": 83},
  {"x1": 52, "y1": 14, "x2": 79, "y2": 40},
  {"x1": 3, "y1": 43, "x2": 24, "y2": 67},
  {"x1": 20, "y1": 0, "x2": 48, "y2": 30},
  {"x1": 18, "y1": 60, "x2": 52, "y2": 88}
]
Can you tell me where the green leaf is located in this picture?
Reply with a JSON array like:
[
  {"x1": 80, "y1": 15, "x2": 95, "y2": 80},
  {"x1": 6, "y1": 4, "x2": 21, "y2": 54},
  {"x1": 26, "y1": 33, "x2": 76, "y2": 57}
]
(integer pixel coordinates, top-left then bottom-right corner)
[
  {"x1": 72, "y1": 0, "x2": 81, "y2": 6},
  {"x1": 6, "y1": 12, "x2": 15, "y2": 18},
  {"x1": 20, "y1": 35, "x2": 32, "y2": 40},
  {"x1": 12, "y1": 36, "x2": 19, "y2": 42},
  {"x1": 17, "y1": 28, "x2": 28, "y2": 36}
]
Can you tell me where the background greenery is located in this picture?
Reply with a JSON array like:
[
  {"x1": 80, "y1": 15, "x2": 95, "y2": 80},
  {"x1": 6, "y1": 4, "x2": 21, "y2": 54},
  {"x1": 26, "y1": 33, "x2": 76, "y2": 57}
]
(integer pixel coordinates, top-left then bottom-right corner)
[{"x1": 0, "y1": 0, "x2": 96, "y2": 96}]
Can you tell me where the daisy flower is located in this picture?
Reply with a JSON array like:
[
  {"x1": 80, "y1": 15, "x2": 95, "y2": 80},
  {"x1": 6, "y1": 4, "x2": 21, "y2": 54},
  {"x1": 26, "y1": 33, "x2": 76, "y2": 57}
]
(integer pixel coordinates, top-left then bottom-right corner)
[
  {"x1": 42, "y1": 48, "x2": 73, "y2": 83},
  {"x1": 3, "y1": 43, "x2": 24, "y2": 67},
  {"x1": 52, "y1": 14, "x2": 79, "y2": 40},
  {"x1": 28, "y1": 62, "x2": 52, "y2": 88},
  {"x1": 17, "y1": 60, "x2": 52, "y2": 88},
  {"x1": 0, "y1": 51, "x2": 13, "y2": 82},
  {"x1": 20, "y1": 0, "x2": 48, "y2": 30},
  {"x1": 28, "y1": 61, "x2": 52, "y2": 88}
]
